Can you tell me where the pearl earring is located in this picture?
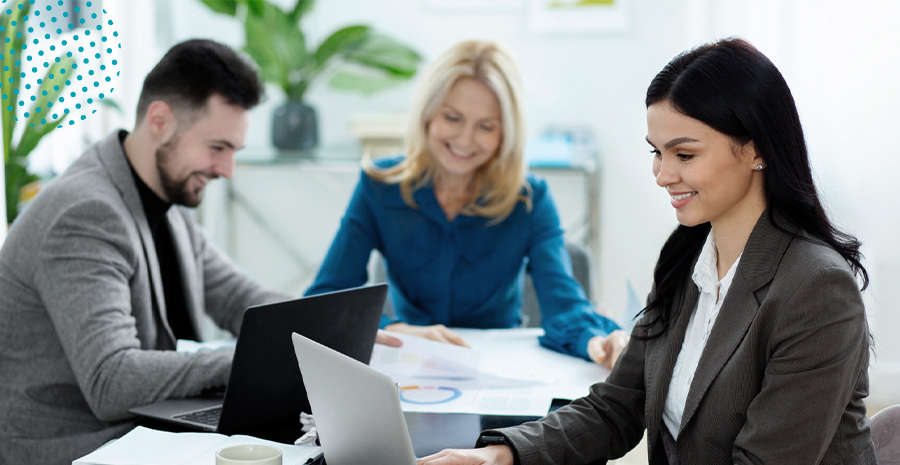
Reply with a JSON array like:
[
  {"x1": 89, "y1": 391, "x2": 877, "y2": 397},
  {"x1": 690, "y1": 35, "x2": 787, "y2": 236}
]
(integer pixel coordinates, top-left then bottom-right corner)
[{"x1": 757, "y1": 164, "x2": 764, "y2": 170}]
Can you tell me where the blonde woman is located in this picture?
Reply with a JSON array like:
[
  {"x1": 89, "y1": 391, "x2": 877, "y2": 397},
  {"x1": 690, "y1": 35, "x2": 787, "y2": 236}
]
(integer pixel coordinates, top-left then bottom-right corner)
[{"x1": 305, "y1": 41, "x2": 627, "y2": 367}]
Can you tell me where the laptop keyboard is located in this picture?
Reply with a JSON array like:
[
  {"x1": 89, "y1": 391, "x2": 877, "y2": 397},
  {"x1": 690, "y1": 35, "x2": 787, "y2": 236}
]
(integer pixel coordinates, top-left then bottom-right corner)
[{"x1": 173, "y1": 405, "x2": 222, "y2": 427}]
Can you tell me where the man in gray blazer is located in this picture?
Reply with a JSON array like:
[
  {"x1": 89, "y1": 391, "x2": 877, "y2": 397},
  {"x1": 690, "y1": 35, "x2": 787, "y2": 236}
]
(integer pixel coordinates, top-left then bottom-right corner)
[{"x1": 0, "y1": 40, "x2": 287, "y2": 464}]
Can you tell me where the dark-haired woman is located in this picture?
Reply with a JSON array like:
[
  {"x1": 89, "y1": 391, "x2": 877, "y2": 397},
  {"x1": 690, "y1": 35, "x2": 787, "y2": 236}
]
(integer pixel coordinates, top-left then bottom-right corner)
[{"x1": 417, "y1": 38, "x2": 876, "y2": 465}]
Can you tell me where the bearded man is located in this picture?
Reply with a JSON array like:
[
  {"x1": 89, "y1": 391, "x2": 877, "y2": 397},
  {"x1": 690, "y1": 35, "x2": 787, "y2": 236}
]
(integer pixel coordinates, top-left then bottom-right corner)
[{"x1": 0, "y1": 39, "x2": 404, "y2": 465}]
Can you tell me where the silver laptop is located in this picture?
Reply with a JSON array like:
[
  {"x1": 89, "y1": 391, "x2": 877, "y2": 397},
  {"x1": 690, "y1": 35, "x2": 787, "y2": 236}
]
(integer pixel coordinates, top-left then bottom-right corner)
[{"x1": 291, "y1": 332, "x2": 417, "y2": 465}]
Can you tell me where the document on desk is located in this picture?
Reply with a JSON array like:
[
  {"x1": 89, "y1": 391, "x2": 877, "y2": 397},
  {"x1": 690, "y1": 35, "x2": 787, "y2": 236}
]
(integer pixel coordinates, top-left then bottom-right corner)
[
  {"x1": 73, "y1": 426, "x2": 322, "y2": 465},
  {"x1": 370, "y1": 332, "x2": 481, "y2": 379},
  {"x1": 372, "y1": 328, "x2": 610, "y2": 416}
]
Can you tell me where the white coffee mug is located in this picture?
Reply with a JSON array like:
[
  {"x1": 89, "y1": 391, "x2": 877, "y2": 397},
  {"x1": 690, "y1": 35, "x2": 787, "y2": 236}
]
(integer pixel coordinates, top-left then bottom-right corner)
[{"x1": 215, "y1": 444, "x2": 283, "y2": 465}]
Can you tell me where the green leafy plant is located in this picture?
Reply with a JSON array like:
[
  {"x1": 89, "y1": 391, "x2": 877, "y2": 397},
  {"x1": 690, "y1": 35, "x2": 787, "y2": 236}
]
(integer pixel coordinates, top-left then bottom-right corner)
[
  {"x1": 198, "y1": 0, "x2": 422, "y2": 100},
  {"x1": 2, "y1": 0, "x2": 75, "y2": 224}
]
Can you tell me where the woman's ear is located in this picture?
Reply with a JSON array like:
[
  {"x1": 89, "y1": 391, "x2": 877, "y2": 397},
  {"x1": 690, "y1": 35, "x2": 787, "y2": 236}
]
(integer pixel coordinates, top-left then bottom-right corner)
[{"x1": 744, "y1": 140, "x2": 764, "y2": 170}]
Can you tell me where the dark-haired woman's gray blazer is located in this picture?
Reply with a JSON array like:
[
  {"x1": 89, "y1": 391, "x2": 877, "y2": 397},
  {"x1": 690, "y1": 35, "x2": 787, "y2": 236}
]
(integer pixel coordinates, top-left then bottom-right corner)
[{"x1": 487, "y1": 213, "x2": 877, "y2": 464}]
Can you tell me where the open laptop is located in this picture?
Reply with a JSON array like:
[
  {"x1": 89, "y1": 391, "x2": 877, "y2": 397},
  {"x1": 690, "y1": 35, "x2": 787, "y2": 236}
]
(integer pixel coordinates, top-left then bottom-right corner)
[
  {"x1": 291, "y1": 331, "x2": 417, "y2": 465},
  {"x1": 129, "y1": 284, "x2": 387, "y2": 437}
]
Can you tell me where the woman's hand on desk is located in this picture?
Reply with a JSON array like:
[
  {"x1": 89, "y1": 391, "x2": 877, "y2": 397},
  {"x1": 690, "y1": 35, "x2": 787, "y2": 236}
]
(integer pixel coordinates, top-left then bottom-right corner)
[
  {"x1": 417, "y1": 445, "x2": 514, "y2": 465},
  {"x1": 375, "y1": 330, "x2": 404, "y2": 348},
  {"x1": 588, "y1": 329, "x2": 629, "y2": 370},
  {"x1": 385, "y1": 322, "x2": 471, "y2": 348}
]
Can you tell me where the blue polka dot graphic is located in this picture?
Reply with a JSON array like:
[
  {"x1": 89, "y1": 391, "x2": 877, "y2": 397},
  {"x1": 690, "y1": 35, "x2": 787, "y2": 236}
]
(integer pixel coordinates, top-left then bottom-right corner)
[{"x1": 1, "y1": 0, "x2": 120, "y2": 129}]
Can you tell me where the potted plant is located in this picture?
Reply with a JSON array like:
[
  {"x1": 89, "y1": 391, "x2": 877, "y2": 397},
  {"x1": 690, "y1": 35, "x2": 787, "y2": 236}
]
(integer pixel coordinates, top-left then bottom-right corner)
[
  {"x1": 3, "y1": 0, "x2": 76, "y2": 225},
  {"x1": 199, "y1": 0, "x2": 422, "y2": 151}
]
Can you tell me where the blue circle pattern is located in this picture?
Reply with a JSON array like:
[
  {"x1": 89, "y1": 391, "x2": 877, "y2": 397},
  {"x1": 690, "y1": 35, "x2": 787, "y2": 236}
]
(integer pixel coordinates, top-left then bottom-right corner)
[
  {"x1": 1, "y1": 0, "x2": 119, "y2": 128},
  {"x1": 398, "y1": 386, "x2": 463, "y2": 405}
]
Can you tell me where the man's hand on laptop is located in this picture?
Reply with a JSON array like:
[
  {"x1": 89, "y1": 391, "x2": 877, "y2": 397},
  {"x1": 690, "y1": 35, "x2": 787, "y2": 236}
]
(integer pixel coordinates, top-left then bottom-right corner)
[
  {"x1": 384, "y1": 322, "x2": 471, "y2": 348},
  {"x1": 375, "y1": 330, "x2": 404, "y2": 348}
]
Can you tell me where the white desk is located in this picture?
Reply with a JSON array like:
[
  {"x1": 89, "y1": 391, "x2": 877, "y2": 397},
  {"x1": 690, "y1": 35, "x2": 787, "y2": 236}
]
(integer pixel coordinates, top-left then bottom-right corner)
[{"x1": 79, "y1": 329, "x2": 607, "y2": 463}]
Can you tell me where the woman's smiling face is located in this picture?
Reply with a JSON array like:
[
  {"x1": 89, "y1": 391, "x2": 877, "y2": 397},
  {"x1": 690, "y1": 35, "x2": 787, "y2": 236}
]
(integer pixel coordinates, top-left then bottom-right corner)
[
  {"x1": 647, "y1": 101, "x2": 765, "y2": 231},
  {"x1": 427, "y1": 77, "x2": 502, "y2": 187}
]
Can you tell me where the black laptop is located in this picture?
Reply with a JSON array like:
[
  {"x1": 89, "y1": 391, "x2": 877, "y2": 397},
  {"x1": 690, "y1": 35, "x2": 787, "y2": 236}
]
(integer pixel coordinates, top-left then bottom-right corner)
[{"x1": 129, "y1": 284, "x2": 387, "y2": 437}]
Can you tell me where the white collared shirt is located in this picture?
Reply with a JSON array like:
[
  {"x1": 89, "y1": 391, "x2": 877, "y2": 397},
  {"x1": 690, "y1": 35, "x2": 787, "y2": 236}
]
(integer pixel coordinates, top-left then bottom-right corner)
[{"x1": 662, "y1": 232, "x2": 741, "y2": 439}]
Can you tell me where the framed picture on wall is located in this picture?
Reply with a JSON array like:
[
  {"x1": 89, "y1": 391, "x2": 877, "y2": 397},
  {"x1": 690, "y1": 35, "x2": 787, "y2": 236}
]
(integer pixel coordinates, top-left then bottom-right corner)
[
  {"x1": 529, "y1": 0, "x2": 631, "y2": 34},
  {"x1": 427, "y1": 0, "x2": 523, "y2": 10}
]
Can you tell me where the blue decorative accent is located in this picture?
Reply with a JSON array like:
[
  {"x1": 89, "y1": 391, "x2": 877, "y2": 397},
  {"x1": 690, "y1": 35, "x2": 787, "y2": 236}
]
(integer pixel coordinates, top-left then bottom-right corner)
[{"x1": 2, "y1": 0, "x2": 121, "y2": 127}]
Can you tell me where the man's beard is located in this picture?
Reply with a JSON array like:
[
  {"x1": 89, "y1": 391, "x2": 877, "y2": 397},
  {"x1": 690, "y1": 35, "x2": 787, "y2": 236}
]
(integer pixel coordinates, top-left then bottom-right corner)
[{"x1": 155, "y1": 136, "x2": 211, "y2": 208}]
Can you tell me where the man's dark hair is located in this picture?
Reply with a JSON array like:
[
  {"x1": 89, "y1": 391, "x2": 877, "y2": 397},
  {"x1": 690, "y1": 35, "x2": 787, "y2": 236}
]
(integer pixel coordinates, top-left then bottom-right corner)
[{"x1": 135, "y1": 39, "x2": 264, "y2": 124}]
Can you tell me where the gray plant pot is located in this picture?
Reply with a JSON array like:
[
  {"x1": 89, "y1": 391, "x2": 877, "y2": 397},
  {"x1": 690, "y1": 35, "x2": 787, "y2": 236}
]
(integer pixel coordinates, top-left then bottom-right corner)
[{"x1": 272, "y1": 100, "x2": 318, "y2": 151}]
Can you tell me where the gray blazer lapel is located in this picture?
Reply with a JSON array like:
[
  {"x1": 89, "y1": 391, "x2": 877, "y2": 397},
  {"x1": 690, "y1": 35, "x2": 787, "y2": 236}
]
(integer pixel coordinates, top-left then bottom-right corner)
[
  {"x1": 679, "y1": 212, "x2": 796, "y2": 434},
  {"x1": 645, "y1": 282, "x2": 697, "y2": 454},
  {"x1": 95, "y1": 131, "x2": 176, "y2": 348},
  {"x1": 167, "y1": 209, "x2": 205, "y2": 338}
]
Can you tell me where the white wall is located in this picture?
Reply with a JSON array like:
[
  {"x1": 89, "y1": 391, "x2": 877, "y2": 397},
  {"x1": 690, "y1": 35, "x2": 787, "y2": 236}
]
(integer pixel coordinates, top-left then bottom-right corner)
[{"x1": 105, "y1": 0, "x2": 899, "y2": 407}]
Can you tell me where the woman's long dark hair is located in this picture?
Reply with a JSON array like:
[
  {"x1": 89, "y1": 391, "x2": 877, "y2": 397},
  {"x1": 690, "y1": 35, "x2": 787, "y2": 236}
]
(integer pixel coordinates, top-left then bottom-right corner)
[{"x1": 636, "y1": 38, "x2": 868, "y2": 337}]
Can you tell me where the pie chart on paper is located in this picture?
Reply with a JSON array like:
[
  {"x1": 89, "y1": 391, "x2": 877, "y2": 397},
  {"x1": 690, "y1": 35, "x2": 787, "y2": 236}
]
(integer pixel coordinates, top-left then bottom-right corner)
[{"x1": 398, "y1": 385, "x2": 463, "y2": 405}]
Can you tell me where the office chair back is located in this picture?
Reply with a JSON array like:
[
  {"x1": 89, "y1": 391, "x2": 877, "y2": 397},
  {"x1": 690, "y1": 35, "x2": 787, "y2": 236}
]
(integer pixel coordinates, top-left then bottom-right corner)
[
  {"x1": 520, "y1": 242, "x2": 592, "y2": 327},
  {"x1": 872, "y1": 404, "x2": 900, "y2": 465}
]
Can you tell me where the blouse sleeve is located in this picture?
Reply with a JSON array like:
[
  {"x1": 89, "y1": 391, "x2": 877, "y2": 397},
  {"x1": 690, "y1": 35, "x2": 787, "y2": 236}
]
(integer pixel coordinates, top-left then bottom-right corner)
[
  {"x1": 526, "y1": 180, "x2": 620, "y2": 360},
  {"x1": 304, "y1": 170, "x2": 380, "y2": 297}
]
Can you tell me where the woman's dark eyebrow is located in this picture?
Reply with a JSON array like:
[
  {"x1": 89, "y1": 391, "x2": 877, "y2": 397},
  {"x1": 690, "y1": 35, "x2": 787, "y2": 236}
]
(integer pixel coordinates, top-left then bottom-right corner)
[
  {"x1": 663, "y1": 136, "x2": 700, "y2": 149},
  {"x1": 646, "y1": 136, "x2": 701, "y2": 149}
]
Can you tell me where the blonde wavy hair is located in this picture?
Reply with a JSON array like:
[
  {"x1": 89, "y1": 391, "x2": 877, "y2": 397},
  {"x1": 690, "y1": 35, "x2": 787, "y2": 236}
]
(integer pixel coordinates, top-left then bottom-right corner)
[{"x1": 364, "y1": 40, "x2": 531, "y2": 222}]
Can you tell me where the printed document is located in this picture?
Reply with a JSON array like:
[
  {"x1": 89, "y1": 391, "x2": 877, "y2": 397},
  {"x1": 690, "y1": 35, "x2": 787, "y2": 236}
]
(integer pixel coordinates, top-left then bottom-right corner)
[
  {"x1": 73, "y1": 426, "x2": 321, "y2": 465},
  {"x1": 371, "y1": 328, "x2": 609, "y2": 416}
]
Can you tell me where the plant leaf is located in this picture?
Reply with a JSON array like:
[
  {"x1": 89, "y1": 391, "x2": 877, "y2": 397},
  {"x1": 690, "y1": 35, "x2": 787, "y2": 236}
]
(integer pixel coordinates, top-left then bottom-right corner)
[
  {"x1": 328, "y1": 68, "x2": 410, "y2": 95},
  {"x1": 4, "y1": 158, "x2": 36, "y2": 224},
  {"x1": 198, "y1": 0, "x2": 239, "y2": 16},
  {"x1": 4, "y1": 159, "x2": 25, "y2": 224},
  {"x1": 243, "y1": 0, "x2": 266, "y2": 16},
  {"x1": 17, "y1": 56, "x2": 76, "y2": 159},
  {"x1": 98, "y1": 97, "x2": 123, "y2": 114},
  {"x1": 290, "y1": 0, "x2": 315, "y2": 23},
  {"x1": 313, "y1": 25, "x2": 370, "y2": 70},
  {"x1": 1, "y1": 0, "x2": 33, "y2": 224},
  {"x1": 341, "y1": 34, "x2": 421, "y2": 78},
  {"x1": 243, "y1": 1, "x2": 309, "y2": 97},
  {"x1": 1, "y1": 0, "x2": 31, "y2": 163}
]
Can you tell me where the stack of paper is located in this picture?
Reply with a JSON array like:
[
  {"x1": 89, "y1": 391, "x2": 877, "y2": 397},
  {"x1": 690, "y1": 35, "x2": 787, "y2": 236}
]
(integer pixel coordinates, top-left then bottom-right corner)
[
  {"x1": 370, "y1": 332, "x2": 481, "y2": 379},
  {"x1": 73, "y1": 426, "x2": 321, "y2": 465}
]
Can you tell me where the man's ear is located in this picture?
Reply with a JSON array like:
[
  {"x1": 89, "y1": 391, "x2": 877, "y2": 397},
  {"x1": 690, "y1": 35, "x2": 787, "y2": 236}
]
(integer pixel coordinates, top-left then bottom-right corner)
[{"x1": 144, "y1": 100, "x2": 178, "y2": 143}]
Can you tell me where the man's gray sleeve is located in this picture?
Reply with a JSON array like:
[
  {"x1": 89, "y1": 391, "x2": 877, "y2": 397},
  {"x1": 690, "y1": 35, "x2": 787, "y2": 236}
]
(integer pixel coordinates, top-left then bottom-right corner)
[{"x1": 36, "y1": 199, "x2": 235, "y2": 422}]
